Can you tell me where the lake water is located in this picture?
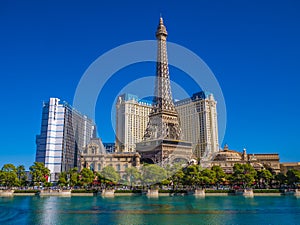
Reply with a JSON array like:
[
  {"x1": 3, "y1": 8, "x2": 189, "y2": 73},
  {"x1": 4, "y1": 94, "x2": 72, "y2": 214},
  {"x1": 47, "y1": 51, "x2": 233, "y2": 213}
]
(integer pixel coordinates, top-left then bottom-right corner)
[{"x1": 1, "y1": 195, "x2": 300, "y2": 224}]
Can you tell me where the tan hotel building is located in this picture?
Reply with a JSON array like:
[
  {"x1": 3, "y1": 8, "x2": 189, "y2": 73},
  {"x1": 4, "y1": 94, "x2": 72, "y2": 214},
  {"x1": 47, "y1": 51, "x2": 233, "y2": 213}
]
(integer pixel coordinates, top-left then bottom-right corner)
[{"x1": 115, "y1": 92, "x2": 219, "y2": 159}]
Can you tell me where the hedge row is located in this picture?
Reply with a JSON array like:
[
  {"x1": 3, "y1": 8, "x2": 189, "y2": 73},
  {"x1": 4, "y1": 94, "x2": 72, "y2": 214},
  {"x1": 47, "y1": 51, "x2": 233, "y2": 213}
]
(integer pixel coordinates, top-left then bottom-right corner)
[
  {"x1": 114, "y1": 190, "x2": 142, "y2": 193},
  {"x1": 253, "y1": 189, "x2": 281, "y2": 193},
  {"x1": 69, "y1": 189, "x2": 281, "y2": 194},
  {"x1": 205, "y1": 189, "x2": 235, "y2": 193},
  {"x1": 14, "y1": 190, "x2": 39, "y2": 194},
  {"x1": 158, "y1": 190, "x2": 188, "y2": 193},
  {"x1": 14, "y1": 190, "x2": 40, "y2": 193},
  {"x1": 71, "y1": 189, "x2": 98, "y2": 193}
]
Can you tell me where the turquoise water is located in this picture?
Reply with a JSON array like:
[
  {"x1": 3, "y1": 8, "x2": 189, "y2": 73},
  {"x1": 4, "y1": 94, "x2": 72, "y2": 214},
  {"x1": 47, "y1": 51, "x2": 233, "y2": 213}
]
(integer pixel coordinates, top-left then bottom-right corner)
[{"x1": 1, "y1": 196, "x2": 300, "y2": 224}]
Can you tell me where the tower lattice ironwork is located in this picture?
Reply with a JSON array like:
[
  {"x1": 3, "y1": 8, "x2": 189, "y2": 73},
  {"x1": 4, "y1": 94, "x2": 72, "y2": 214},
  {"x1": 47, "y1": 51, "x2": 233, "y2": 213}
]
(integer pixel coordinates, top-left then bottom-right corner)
[
  {"x1": 137, "y1": 17, "x2": 192, "y2": 164},
  {"x1": 143, "y1": 17, "x2": 181, "y2": 141}
]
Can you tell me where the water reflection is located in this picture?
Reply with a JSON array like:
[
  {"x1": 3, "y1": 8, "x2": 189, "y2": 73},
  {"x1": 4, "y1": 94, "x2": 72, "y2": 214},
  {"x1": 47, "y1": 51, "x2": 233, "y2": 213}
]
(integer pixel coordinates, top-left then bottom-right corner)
[
  {"x1": 0, "y1": 196, "x2": 300, "y2": 224},
  {"x1": 39, "y1": 197, "x2": 59, "y2": 224}
]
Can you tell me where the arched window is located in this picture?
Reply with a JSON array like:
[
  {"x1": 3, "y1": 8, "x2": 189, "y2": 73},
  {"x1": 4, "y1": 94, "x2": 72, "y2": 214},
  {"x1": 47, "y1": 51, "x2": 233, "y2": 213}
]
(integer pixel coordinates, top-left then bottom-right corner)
[{"x1": 116, "y1": 164, "x2": 121, "y2": 171}]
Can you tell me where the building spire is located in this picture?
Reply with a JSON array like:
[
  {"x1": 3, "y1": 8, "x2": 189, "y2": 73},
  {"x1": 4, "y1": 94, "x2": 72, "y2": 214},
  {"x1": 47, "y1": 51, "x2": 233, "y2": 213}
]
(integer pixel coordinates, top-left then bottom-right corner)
[
  {"x1": 136, "y1": 17, "x2": 192, "y2": 165},
  {"x1": 152, "y1": 16, "x2": 176, "y2": 114},
  {"x1": 156, "y1": 16, "x2": 168, "y2": 39},
  {"x1": 143, "y1": 17, "x2": 181, "y2": 140}
]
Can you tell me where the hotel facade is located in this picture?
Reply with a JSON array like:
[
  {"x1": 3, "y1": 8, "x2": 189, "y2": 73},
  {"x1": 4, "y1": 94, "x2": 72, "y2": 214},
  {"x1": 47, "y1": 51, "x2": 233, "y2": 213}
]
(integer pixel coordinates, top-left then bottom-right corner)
[
  {"x1": 81, "y1": 138, "x2": 141, "y2": 179},
  {"x1": 174, "y1": 91, "x2": 219, "y2": 159},
  {"x1": 35, "y1": 98, "x2": 96, "y2": 181},
  {"x1": 210, "y1": 144, "x2": 280, "y2": 174},
  {"x1": 115, "y1": 91, "x2": 219, "y2": 159},
  {"x1": 115, "y1": 94, "x2": 152, "y2": 153}
]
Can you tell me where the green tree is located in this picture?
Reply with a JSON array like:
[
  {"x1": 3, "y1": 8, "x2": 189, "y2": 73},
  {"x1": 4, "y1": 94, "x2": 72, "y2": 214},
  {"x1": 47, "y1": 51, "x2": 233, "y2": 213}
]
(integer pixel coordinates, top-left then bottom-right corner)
[
  {"x1": 198, "y1": 175, "x2": 210, "y2": 188},
  {"x1": 162, "y1": 163, "x2": 183, "y2": 188},
  {"x1": 211, "y1": 165, "x2": 226, "y2": 188},
  {"x1": 232, "y1": 163, "x2": 257, "y2": 188},
  {"x1": 200, "y1": 168, "x2": 216, "y2": 187},
  {"x1": 44, "y1": 181, "x2": 53, "y2": 189},
  {"x1": 79, "y1": 168, "x2": 95, "y2": 187},
  {"x1": 69, "y1": 167, "x2": 79, "y2": 187},
  {"x1": 257, "y1": 169, "x2": 273, "y2": 188},
  {"x1": 286, "y1": 169, "x2": 300, "y2": 188},
  {"x1": 275, "y1": 173, "x2": 287, "y2": 187},
  {"x1": 96, "y1": 172, "x2": 108, "y2": 185},
  {"x1": 170, "y1": 167, "x2": 185, "y2": 188},
  {"x1": 183, "y1": 165, "x2": 201, "y2": 187},
  {"x1": 0, "y1": 164, "x2": 19, "y2": 188},
  {"x1": 165, "y1": 163, "x2": 183, "y2": 178},
  {"x1": 58, "y1": 172, "x2": 68, "y2": 187},
  {"x1": 29, "y1": 162, "x2": 50, "y2": 187},
  {"x1": 141, "y1": 164, "x2": 167, "y2": 187},
  {"x1": 16, "y1": 165, "x2": 27, "y2": 187},
  {"x1": 100, "y1": 166, "x2": 120, "y2": 184},
  {"x1": 125, "y1": 167, "x2": 141, "y2": 186}
]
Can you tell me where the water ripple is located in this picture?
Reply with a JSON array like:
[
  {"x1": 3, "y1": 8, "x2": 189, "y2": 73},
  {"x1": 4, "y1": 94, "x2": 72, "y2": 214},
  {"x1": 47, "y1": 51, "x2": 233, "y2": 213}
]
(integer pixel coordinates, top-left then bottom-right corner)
[{"x1": 0, "y1": 207, "x2": 25, "y2": 223}]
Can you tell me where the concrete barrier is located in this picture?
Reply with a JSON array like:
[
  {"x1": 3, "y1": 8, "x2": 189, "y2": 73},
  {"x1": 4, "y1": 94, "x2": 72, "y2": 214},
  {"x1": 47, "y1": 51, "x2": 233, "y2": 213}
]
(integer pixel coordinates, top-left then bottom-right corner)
[
  {"x1": 0, "y1": 190, "x2": 14, "y2": 197},
  {"x1": 101, "y1": 189, "x2": 115, "y2": 197},
  {"x1": 243, "y1": 189, "x2": 254, "y2": 197},
  {"x1": 147, "y1": 189, "x2": 158, "y2": 197},
  {"x1": 194, "y1": 189, "x2": 205, "y2": 197},
  {"x1": 39, "y1": 189, "x2": 71, "y2": 196}
]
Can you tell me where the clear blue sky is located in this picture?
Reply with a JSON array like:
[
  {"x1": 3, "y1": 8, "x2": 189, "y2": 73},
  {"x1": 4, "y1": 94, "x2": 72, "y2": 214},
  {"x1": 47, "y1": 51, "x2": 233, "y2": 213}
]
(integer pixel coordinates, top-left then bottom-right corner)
[{"x1": 0, "y1": 0, "x2": 299, "y2": 169}]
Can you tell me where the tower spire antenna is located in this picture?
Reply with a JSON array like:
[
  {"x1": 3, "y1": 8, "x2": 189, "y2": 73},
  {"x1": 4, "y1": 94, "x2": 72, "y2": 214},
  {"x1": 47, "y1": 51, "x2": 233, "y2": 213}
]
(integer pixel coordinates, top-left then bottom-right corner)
[
  {"x1": 156, "y1": 15, "x2": 167, "y2": 39},
  {"x1": 159, "y1": 16, "x2": 163, "y2": 25}
]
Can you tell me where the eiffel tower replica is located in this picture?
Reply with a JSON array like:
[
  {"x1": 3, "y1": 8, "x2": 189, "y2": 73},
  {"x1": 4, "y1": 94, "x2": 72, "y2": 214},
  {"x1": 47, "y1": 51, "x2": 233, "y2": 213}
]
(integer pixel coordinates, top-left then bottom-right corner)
[{"x1": 136, "y1": 17, "x2": 192, "y2": 165}]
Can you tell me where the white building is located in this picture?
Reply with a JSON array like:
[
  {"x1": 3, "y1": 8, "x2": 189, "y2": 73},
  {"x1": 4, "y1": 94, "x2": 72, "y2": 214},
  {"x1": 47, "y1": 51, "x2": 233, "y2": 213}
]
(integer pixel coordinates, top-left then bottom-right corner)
[
  {"x1": 174, "y1": 92, "x2": 219, "y2": 159},
  {"x1": 116, "y1": 92, "x2": 219, "y2": 159},
  {"x1": 115, "y1": 94, "x2": 152, "y2": 152},
  {"x1": 36, "y1": 98, "x2": 96, "y2": 181}
]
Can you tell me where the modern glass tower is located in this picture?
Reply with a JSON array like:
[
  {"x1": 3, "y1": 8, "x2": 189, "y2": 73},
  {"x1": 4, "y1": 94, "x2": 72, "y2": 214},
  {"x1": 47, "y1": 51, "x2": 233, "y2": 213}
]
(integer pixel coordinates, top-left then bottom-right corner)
[{"x1": 35, "y1": 98, "x2": 96, "y2": 181}]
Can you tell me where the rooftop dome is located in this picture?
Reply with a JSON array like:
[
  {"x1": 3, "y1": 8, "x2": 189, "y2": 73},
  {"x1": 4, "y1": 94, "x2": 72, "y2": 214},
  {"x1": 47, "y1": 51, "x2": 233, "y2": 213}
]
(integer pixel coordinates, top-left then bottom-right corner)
[{"x1": 213, "y1": 145, "x2": 242, "y2": 161}]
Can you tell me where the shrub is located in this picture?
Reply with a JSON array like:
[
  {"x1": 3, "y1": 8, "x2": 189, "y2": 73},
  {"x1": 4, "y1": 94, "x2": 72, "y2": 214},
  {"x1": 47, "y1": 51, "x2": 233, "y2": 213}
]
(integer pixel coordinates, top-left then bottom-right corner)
[
  {"x1": 253, "y1": 189, "x2": 280, "y2": 193},
  {"x1": 205, "y1": 189, "x2": 235, "y2": 193},
  {"x1": 115, "y1": 190, "x2": 142, "y2": 193},
  {"x1": 71, "y1": 189, "x2": 98, "y2": 193},
  {"x1": 158, "y1": 190, "x2": 187, "y2": 194},
  {"x1": 14, "y1": 190, "x2": 39, "y2": 193}
]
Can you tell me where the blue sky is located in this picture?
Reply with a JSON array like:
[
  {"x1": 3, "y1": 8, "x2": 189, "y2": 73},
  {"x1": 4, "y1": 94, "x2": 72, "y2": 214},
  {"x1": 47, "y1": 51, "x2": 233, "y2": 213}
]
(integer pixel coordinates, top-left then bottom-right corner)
[{"x1": 0, "y1": 0, "x2": 299, "y2": 169}]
